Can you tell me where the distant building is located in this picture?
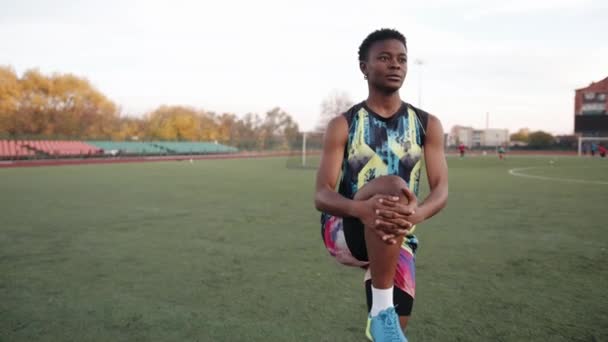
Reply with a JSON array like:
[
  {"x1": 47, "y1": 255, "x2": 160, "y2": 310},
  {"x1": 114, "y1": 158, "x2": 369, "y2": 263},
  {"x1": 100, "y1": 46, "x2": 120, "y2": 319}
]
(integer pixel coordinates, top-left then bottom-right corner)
[
  {"x1": 472, "y1": 129, "x2": 482, "y2": 147},
  {"x1": 450, "y1": 126, "x2": 509, "y2": 147},
  {"x1": 481, "y1": 129, "x2": 510, "y2": 147},
  {"x1": 574, "y1": 76, "x2": 608, "y2": 137},
  {"x1": 449, "y1": 125, "x2": 473, "y2": 147}
]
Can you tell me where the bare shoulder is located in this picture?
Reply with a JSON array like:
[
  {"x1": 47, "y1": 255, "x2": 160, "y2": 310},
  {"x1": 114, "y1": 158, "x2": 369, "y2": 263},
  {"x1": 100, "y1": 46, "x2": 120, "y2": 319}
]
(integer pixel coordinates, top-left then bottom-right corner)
[
  {"x1": 426, "y1": 114, "x2": 444, "y2": 136},
  {"x1": 324, "y1": 115, "x2": 349, "y2": 143},
  {"x1": 427, "y1": 113, "x2": 442, "y2": 127},
  {"x1": 327, "y1": 115, "x2": 348, "y2": 131}
]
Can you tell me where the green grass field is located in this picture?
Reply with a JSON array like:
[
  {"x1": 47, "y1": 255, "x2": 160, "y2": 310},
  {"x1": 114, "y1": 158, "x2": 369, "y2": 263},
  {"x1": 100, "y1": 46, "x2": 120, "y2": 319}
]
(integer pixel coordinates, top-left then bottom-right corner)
[{"x1": 1, "y1": 156, "x2": 607, "y2": 341}]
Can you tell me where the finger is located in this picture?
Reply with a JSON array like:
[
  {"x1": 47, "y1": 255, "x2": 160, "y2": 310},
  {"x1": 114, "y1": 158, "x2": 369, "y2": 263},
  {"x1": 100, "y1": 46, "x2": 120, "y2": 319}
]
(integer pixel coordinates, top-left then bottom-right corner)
[
  {"x1": 375, "y1": 194, "x2": 397, "y2": 201},
  {"x1": 382, "y1": 233, "x2": 396, "y2": 243},
  {"x1": 375, "y1": 219, "x2": 396, "y2": 231},
  {"x1": 388, "y1": 218, "x2": 413, "y2": 229},
  {"x1": 385, "y1": 194, "x2": 400, "y2": 201},
  {"x1": 376, "y1": 220, "x2": 407, "y2": 237},
  {"x1": 396, "y1": 204, "x2": 416, "y2": 216},
  {"x1": 389, "y1": 227, "x2": 409, "y2": 236},
  {"x1": 401, "y1": 187, "x2": 417, "y2": 204},
  {"x1": 377, "y1": 199, "x2": 397, "y2": 207},
  {"x1": 385, "y1": 231, "x2": 408, "y2": 244},
  {"x1": 386, "y1": 219, "x2": 410, "y2": 233},
  {"x1": 375, "y1": 204, "x2": 414, "y2": 217},
  {"x1": 377, "y1": 203, "x2": 414, "y2": 216},
  {"x1": 374, "y1": 226, "x2": 394, "y2": 242},
  {"x1": 375, "y1": 209, "x2": 397, "y2": 219},
  {"x1": 389, "y1": 211, "x2": 414, "y2": 221},
  {"x1": 379, "y1": 209, "x2": 414, "y2": 220},
  {"x1": 374, "y1": 228, "x2": 387, "y2": 241},
  {"x1": 377, "y1": 223, "x2": 408, "y2": 237}
]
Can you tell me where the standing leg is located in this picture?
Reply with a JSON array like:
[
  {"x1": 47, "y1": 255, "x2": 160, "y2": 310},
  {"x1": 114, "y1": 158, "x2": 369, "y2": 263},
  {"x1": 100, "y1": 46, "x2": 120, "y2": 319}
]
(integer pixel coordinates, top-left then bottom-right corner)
[{"x1": 354, "y1": 175, "x2": 412, "y2": 341}]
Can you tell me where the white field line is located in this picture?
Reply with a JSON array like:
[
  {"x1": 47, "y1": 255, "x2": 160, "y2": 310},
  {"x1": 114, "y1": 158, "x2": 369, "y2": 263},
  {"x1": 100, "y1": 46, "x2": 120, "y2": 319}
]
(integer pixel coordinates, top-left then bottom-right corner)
[{"x1": 508, "y1": 167, "x2": 608, "y2": 185}]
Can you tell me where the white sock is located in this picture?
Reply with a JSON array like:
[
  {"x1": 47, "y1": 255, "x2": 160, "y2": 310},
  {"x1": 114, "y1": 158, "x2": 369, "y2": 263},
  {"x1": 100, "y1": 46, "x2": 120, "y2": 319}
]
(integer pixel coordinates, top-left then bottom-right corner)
[{"x1": 370, "y1": 285, "x2": 394, "y2": 317}]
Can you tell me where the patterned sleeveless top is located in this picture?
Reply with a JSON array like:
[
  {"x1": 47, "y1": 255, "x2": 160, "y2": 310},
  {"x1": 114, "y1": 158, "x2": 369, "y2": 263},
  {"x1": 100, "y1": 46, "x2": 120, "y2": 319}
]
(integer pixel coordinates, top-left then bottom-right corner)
[{"x1": 337, "y1": 101, "x2": 429, "y2": 200}]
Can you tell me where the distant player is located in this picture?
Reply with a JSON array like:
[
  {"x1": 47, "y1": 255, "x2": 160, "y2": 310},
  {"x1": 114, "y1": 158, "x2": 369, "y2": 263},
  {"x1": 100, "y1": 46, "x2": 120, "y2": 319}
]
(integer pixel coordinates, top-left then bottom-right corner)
[
  {"x1": 458, "y1": 143, "x2": 466, "y2": 158},
  {"x1": 498, "y1": 145, "x2": 506, "y2": 160},
  {"x1": 599, "y1": 144, "x2": 606, "y2": 158},
  {"x1": 582, "y1": 142, "x2": 589, "y2": 156},
  {"x1": 315, "y1": 29, "x2": 449, "y2": 341}
]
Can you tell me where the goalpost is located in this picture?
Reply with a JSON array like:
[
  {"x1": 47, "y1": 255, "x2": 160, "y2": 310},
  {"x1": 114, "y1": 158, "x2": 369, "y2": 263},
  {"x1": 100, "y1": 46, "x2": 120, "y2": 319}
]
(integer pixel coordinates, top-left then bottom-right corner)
[
  {"x1": 286, "y1": 131, "x2": 324, "y2": 169},
  {"x1": 578, "y1": 136, "x2": 608, "y2": 156},
  {"x1": 302, "y1": 132, "x2": 307, "y2": 167}
]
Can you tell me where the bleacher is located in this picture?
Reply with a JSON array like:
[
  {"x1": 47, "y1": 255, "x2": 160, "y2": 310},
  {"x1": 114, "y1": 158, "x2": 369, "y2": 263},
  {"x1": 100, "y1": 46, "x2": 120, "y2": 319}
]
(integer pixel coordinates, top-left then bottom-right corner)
[
  {"x1": 21, "y1": 140, "x2": 101, "y2": 156},
  {"x1": 0, "y1": 139, "x2": 239, "y2": 160},
  {"x1": 0, "y1": 140, "x2": 35, "y2": 158},
  {"x1": 87, "y1": 141, "x2": 166, "y2": 155},
  {"x1": 151, "y1": 141, "x2": 238, "y2": 154}
]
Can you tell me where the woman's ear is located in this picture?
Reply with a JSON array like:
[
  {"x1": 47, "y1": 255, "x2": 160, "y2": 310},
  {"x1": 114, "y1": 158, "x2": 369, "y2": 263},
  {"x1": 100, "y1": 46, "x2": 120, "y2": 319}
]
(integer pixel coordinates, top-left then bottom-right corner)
[{"x1": 360, "y1": 62, "x2": 368, "y2": 80}]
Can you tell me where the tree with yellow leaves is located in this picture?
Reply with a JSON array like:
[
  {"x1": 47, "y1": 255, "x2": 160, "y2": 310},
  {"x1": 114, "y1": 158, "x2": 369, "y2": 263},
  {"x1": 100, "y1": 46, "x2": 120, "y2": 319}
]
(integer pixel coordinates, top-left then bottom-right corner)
[{"x1": 0, "y1": 65, "x2": 302, "y2": 151}]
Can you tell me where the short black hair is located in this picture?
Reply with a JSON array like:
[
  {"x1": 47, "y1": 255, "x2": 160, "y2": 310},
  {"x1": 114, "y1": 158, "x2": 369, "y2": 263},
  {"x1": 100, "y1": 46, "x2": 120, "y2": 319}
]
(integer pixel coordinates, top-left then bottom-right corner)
[{"x1": 358, "y1": 28, "x2": 407, "y2": 62}]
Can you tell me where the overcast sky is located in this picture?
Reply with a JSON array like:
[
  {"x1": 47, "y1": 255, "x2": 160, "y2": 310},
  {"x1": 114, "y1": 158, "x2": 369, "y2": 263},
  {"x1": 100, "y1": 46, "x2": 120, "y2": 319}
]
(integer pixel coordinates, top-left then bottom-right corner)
[{"x1": 2, "y1": 0, "x2": 607, "y2": 134}]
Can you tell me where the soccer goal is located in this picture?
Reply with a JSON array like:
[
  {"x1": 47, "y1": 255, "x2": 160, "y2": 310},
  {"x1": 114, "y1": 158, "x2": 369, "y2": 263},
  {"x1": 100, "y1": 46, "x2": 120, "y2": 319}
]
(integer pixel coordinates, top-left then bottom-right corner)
[
  {"x1": 285, "y1": 131, "x2": 324, "y2": 169},
  {"x1": 578, "y1": 136, "x2": 608, "y2": 156}
]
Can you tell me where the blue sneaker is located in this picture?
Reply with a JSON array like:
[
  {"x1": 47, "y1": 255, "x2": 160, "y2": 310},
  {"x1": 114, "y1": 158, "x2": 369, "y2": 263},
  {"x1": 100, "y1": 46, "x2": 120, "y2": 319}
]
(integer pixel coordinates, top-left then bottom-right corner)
[{"x1": 368, "y1": 307, "x2": 408, "y2": 342}]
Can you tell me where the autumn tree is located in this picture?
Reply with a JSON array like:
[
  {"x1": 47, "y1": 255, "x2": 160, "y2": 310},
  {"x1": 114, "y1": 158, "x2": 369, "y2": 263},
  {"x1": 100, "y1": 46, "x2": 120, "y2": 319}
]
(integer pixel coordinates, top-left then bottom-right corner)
[
  {"x1": 528, "y1": 131, "x2": 555, "y2": 148},
  {"x1": 315, "y1": 90, "x2": 353, "y2": 132},
  {"x1": 510, "y1": 128, "x2": 530, "y2": 143},
  {"x1": 0, "y1": 66, "x2": 302, "y2": 150},
  {"x1": 145, "y1": 105, "x2": 207, "y2": 141},
  {"x1": 1, "y1": 67, "x2": 118, "y2": 139},
  {"x1": 112, "y1": 117, "x2": 145, "y2": 141},
  {"x1": 0, "y1": 66, "x2": 21, "y2": 136}
]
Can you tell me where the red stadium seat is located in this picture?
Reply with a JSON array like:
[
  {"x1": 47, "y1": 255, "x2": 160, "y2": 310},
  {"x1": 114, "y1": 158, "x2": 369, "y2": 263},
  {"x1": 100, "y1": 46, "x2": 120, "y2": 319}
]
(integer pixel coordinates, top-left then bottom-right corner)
[{"x1": 1, "y1": 139, "x2": 102, "y2": 158}]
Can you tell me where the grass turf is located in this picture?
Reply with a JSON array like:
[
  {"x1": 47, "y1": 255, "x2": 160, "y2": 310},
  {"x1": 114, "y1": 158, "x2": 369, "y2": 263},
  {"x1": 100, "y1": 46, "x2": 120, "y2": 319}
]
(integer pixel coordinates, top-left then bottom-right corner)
[{"x1": 1, "y1": 155, "x2": 607, "y2": 341}]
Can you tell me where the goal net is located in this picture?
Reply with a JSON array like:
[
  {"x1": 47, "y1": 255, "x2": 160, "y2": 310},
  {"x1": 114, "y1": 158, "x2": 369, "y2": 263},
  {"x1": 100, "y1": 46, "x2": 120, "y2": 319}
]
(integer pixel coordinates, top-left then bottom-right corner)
[{"x1": 578, "y1": 136, "x2": 608, "y2": 156}]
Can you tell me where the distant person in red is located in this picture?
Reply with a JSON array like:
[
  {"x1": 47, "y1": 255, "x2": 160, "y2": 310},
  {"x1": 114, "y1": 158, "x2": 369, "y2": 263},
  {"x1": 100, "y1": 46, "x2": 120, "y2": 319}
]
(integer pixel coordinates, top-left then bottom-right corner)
[
  {"x1": 599, "y1": 144, "x2": 607, "y2": 158},
  {"x1": 458, "y1": 143, "x2": 466, "y2": 158}
]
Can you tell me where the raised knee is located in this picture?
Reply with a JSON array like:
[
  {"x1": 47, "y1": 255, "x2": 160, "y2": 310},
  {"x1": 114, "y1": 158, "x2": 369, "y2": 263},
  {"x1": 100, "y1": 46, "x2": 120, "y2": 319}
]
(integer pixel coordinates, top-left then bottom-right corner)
[
  {"x1": 379, "y1": 175, "x2": 408, "y2": 191},
  {"x1": 353, "y1": 175, "x2": 408, "y2": 200}
]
